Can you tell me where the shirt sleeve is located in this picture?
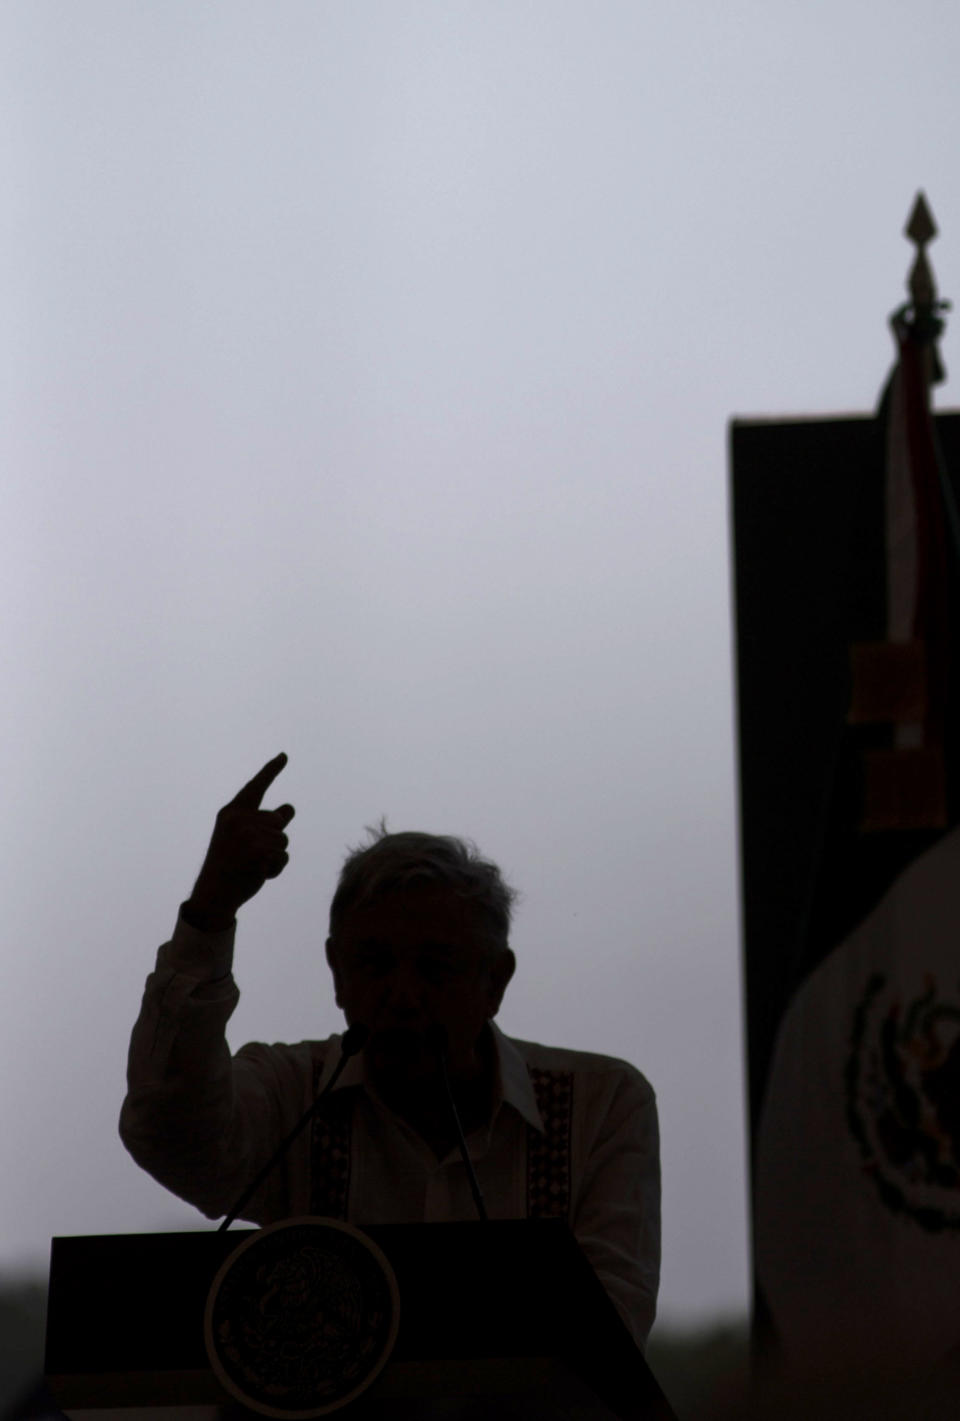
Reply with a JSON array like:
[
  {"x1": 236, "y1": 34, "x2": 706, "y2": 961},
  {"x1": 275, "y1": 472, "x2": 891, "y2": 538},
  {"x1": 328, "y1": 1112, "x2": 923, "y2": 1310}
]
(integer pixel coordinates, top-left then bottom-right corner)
[
  {"x1": 118, "y1": 910, "x2": 312, "y2": 1223},
  {"x1": 572, "y1": 1064, "x2": 661, "y2": 1350}
]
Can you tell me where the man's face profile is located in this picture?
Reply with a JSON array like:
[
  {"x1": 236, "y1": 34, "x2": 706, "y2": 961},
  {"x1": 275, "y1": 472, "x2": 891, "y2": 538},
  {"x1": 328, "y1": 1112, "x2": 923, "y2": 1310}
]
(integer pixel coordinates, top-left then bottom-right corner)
[{"x1": 325, "y1": 881, "x2": 515, "y2": 1089}]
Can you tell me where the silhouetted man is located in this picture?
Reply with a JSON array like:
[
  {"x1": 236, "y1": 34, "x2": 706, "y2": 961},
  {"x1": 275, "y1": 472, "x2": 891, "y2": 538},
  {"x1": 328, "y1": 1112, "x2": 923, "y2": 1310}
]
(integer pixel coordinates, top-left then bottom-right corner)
[{"x1": 120, "y1": 754, "x2": 660, "y2": 1345}]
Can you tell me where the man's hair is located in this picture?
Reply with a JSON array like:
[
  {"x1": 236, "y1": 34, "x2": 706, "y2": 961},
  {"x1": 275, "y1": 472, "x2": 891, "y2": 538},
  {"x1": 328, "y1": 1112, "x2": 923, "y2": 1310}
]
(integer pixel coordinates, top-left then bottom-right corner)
[{"x1": 328, "y1": 822, "x2": 517, "y2": 957}]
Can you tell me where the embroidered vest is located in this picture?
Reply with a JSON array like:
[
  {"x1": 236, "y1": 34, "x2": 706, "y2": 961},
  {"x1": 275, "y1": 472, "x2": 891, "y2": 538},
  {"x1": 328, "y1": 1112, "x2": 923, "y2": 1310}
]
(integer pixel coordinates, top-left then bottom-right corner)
[{"x1": 309, "y1": 1058, "x2": 574, "y2": 1222}]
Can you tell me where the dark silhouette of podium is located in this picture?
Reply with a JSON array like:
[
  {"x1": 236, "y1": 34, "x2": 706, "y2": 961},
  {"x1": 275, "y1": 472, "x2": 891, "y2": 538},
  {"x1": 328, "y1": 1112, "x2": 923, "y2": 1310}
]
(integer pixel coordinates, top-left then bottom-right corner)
[{"x1": 46, "y1": 1219, "x2": 675, "y2": 1419}]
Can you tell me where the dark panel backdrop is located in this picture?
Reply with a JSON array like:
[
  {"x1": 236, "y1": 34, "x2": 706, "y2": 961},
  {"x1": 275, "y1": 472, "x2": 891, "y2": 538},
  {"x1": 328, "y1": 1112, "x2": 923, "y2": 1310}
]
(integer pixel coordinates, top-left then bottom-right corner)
[{"x1": 730, "y1": 409, "x2": 960, "y2": 1134}]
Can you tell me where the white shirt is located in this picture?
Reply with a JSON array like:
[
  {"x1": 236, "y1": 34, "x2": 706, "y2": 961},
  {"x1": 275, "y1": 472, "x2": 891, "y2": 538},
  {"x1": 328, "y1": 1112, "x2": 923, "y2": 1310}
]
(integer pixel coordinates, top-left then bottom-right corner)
[{"x1": 120, "y1": 914, "x2": 660, "y2": 1346}]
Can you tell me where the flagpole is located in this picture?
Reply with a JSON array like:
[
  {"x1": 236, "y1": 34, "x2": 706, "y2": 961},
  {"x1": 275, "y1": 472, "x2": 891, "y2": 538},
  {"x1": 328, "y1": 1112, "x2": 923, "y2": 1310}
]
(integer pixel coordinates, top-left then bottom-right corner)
[{"x1": 737, "y1": 194, "x2": 960, "y2": 1382}]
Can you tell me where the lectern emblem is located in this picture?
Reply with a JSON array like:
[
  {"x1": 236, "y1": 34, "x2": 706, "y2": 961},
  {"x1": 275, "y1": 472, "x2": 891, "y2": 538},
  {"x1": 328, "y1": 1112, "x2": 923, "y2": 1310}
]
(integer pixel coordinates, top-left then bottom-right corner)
[{"x1": 205, "y1": 1217, "x2": 400, "y2": 1417}]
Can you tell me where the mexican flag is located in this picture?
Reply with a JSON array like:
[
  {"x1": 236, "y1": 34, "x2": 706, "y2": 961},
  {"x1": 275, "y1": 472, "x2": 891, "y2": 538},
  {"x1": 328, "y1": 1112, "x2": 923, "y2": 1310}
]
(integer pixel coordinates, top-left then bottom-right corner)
[{"x1": 732, "y1": 297, "x2": 960, "y2": 1376}]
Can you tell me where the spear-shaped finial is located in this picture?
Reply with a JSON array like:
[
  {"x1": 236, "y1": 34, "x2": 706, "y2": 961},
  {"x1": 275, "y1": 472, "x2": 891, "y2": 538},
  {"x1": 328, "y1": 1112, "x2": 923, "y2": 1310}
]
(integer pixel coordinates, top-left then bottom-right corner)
[
  {"x1": 898, "y1": 191, "x2": 949, "y2": 385},
  {"x1": 905, "y1": 192, "x2": 938, "y2": 310},
  {"x1": 905, "y1": 192, "x2": 937, "y2": 247}
]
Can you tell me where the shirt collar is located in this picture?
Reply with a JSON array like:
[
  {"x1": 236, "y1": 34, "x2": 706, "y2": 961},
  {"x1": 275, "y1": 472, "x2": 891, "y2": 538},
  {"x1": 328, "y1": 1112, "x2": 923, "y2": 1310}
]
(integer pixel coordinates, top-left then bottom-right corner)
[
  {"x1": 491, "y1": 1021, "x2": 545, "y2": 1133},
  {"x1": 319, "y1": 1022, "x2": 546, "y2": 1134}
]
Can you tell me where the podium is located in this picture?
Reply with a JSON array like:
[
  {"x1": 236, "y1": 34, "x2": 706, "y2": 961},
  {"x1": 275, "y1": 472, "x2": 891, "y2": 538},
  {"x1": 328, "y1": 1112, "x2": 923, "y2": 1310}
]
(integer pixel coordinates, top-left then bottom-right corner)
[{"x1": 45, "y1": 1220, "x2": 675, "y2": 1419}]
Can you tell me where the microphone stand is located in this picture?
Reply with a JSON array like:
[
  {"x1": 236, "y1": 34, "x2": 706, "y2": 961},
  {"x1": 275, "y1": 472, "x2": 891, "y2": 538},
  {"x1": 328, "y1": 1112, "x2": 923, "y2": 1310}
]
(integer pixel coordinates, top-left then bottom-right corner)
[
  {"x1": 218, "y1": 1022, "x2": 369, "y2": 1232},
  {"x1": 429, "y1": 1026, "x2": 489, "y2": 1223}
]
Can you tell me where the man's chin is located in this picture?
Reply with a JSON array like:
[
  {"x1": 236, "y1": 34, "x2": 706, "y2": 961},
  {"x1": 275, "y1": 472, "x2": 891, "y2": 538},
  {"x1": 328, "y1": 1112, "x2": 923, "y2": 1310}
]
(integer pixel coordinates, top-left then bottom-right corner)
[{"x1": 365, "y1": 1029, "x2": 436, "y2": 1082}]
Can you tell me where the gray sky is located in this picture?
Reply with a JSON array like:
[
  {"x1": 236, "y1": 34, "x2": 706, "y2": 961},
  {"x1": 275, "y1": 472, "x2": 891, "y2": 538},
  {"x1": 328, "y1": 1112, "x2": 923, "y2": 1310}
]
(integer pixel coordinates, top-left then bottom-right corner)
[{"x1": 2, "y1": 1, "x2": 959, "y2": 1330}]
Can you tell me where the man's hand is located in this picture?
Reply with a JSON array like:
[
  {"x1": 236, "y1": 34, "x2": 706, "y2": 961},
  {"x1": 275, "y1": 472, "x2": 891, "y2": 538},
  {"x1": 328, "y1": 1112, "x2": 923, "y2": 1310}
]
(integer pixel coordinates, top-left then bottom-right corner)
[{"x1": 185, "y1": 754, "x2": 295, "y2": 931}]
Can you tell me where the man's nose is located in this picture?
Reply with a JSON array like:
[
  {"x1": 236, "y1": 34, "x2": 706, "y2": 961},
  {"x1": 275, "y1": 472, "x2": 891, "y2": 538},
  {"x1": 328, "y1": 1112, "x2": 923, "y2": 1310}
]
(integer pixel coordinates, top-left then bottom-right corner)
[{"x1": 383, "y1": 966, "x2": 426, "y2": 1018}]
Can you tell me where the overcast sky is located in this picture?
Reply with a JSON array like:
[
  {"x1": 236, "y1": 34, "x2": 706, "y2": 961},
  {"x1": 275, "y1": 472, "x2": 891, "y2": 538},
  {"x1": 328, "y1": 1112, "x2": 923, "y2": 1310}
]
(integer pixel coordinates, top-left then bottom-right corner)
[{"x1": 2, "y1": 1, "x2": 960, "y2": 1330}]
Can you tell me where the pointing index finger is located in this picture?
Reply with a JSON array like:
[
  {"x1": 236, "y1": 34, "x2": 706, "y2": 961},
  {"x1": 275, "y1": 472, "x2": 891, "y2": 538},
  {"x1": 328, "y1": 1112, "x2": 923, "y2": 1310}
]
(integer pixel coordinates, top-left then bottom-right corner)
[{"x1": 231, "y1": 753, "x2": 288, "y2": 809}]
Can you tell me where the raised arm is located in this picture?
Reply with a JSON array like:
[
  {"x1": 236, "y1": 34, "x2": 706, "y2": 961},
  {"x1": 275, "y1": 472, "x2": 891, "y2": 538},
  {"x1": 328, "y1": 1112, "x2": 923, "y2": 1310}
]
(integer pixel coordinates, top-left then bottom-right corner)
[{"x1": 119, "y1": 755, "x2": 307, "y2": 1221}]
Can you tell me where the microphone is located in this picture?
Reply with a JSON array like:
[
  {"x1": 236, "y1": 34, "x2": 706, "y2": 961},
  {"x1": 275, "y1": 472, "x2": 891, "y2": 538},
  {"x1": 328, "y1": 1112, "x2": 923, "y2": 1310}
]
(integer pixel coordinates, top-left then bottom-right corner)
[
  {"x1": 218, "y1": 1022, "x2": 369, "y2": 1232},
  {"x1": 426, "y1": 1024, "x2": 489, "y2": 1223}
]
